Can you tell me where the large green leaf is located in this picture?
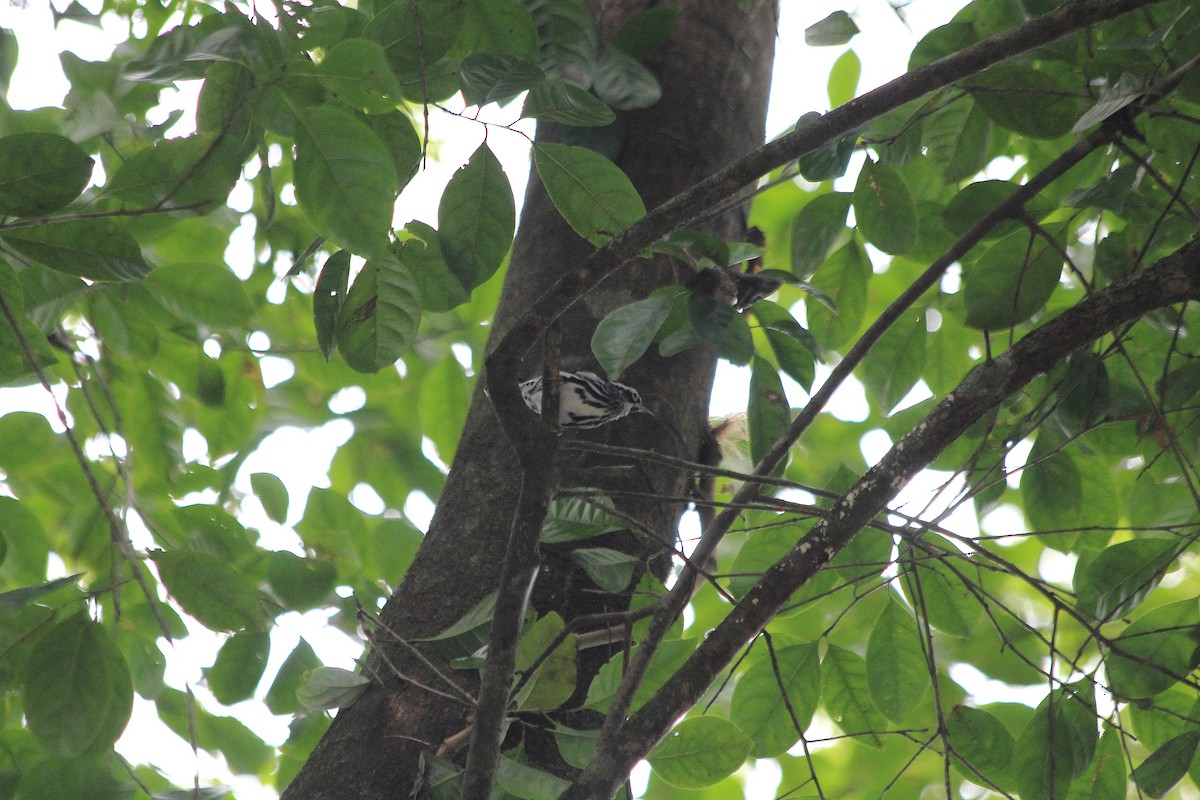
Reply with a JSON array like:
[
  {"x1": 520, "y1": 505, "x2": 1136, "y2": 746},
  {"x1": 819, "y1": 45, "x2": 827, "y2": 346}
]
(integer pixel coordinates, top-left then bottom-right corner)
[
  {"x1": 318, "y1": 38, "x2": 403, "y2": 113},
  {"x1": 790, "y1": 191, "x2": 851, "y2": 278},
  {"x1": 647, "y1": 716, "x2": 753, "y2": 789},
  {"x1": 204, "y1": 629, "x2": 270, "y2": 705},
  {"x1": 521, "y1": 79, "x2": 616, "y2": 126},
  {"x1": 314, "y1": 250, "x2": 351, "y2": 362},
  {"x1": 363, "y1": 0, "x2": 465, "y2": 79},
  {"x1": 860, "y1": 309, "x2": 926, "y2": 413},
  {"x1": 1132, "y1": 730, "x2": 1200, "y2": 798},
  {"x1": 438, "y1": 142, "x2": 515, "y2": 290},
  {"x1": 335, "y1": 250, "x2": 420, "y2": 373},
  {"x1": 2, "y1": 219, "x2": 151, "y2": 282},
  {"x1": 1011, "y1": 684, "x2": 1097, "y2": 800},
  {"x1": 852, "y1": 159, "x2": 916, "y2": 255},
  {"x1": 23, "y1": 614, "x2": 133, "y2": 758},
  {"x1": 1106, "y1": 599, "x2": 1200, "y2": 700},
  {"x1": 865, "y1": 596, "x2": 929, "y2": 722},
  {"x1": 265, "y1": 638, "x2": 322, "y2": 715},
  {"x1": 0, "y1": 260, "x2": 57, "y2": 385},
  {"x1": 822, "y1": 644, "x2": 888, "y2": 747},
  {"x1": 103, "y1": 134, "x2": 242, "y2": 211},
  {"x1": 591, "y1": 294, "x2": 673, "y2": 379},
  {"x1": 963, "y1": 229, "x2": 1063, "y2": 329},
  {"x1": 729, "y1": 641, "x2": 820, "y2": 757},
  {"x1": 970, "y1": 62, "x2": 1085, "y2": 140},
  {"x1": 807, "y1": 241, "x2": 869, "y2": 349},
  {"x1": 0, "y1": 132, "x2": 93, "y2": 216},
  {"x1": 293, "y1": 105, "x2": 397, "y2": 257},
  {"x1": 143, "y1": 262, "x2": 254, "y2": 328},
  {"x1": 748, "y1": 354, "x2": 789, "y2": 470},
  {"x1": 946, "y1": 705, "x2": 1014, "y2": 791},
  {"x1": 1074, "y1": 538, "x2": 1178, "y2": 623},
  {"x1": 532, "y1": 142, "x2": 645, "y2": 245},
  {"x1": 151, "y1": 549, "x2": 264, "y2": 632}
]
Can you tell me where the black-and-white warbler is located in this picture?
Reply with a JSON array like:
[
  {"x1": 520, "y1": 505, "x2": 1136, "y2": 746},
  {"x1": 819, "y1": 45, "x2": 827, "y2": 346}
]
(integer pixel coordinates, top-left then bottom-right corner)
[{"x1": 519, "y1": 371, "x2": 646, "y2": 429}]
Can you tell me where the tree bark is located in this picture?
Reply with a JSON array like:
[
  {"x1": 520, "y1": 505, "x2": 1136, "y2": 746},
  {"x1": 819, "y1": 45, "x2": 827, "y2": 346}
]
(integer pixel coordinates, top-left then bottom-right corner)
[{"x1": 282, "y1": 3, "x2": 777, "y2": 797}]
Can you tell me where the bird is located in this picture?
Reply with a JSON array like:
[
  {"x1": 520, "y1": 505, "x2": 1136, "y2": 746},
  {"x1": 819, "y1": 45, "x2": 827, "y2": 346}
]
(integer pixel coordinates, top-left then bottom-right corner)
[{"x1": 518, "y1": 370, "x2": 646, "y2": 429}]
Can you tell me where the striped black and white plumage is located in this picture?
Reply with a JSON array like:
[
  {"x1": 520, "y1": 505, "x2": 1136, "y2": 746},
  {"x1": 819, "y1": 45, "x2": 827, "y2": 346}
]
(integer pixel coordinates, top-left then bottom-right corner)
[{"x1": 519, "y1": 371, "x2": 645, "y2": 429}]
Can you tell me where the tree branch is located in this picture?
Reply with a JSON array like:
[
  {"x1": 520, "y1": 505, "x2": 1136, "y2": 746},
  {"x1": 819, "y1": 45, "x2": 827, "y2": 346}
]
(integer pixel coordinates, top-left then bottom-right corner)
[{"x1": 562, "y1": 234, "x2": 1200, "y2": 799}]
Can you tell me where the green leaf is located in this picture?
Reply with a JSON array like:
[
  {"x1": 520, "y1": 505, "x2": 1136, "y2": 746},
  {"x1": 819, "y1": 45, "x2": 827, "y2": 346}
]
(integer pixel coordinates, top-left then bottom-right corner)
[
  {"x1": 314, "y1": 250, "x2": 351, "y2": 362},
  {"x1": 335, "y1": 250, "x2": 421, "y2": 373},
  {"x1": 1074, "y1": 538, "x2": 1177, "y2": 623},
  {"x1": 0, "y1": 132, "x2": 93, "y2": 216},
  {"x1": 2, "y1": 219, "x2": 150, "y2": 282},
  {"x1": 143, "y1": 263, "x2": 254, "y2": 328},
  {"x1": 515, "y1": 612, "x2": 576, "y2": 711},
  {"x1": 899, "y1": 538, "x2": 982, "y2": 638},
  {"x1": 860, "y1": 309, "x2": 926, "y2": 413},
  {"x1": 0, "y1": 574, "x2": 81, "y2": 612},
  {"x1": 366, "y1": 111, "x2": 422, "y2": 189},
  {"x1": 827, "y1": 49, "x2": 860, "y2": 107},
  {"x1": 521, "y1": 79, "x2": 615, "y2": 126},
  {"x1": 591, "y1": 295, "x2": 673, "y2": 379},
  {"x1": 293, "y1": 105, "x2": 397, "y2": 256},
  {"x1": 807, "y1": 241, "x2": 869, "y2": 349},
  {"x1": 540, "y1": 496, "x2": 622, "y2": 544},
  {"x1": 395, "y1": 222, "x2": 468, "y2": 312},
  {"x1": 687, "y1": 293, "x2": 753, "y2": 365},
  {"x1": 1063, "y1": 164, "x2": 1138, "y2": 214},
  {"x1": 364, "y1": 0, "x2": 465, "y2": 80},
  {"x1": 648, "y1": 716, "x2": 753, "y2": 789},
  {"x1": 592, "y1": 47, "x2": 660, "y2": 111},
  {"x1": 1106, "y1": 599, "x2": 1200, "y2": 700},
  {"x1": 438, "y1": 142, "x2": 515, "y2": 290},
  {"x1": 1067, "y1": 727, "x2": 1125, "y2": 800},
  {"x1": 250, "y1": 471, "x2": 290, "y2": 524},
  {"x1": 460, "y1": 53, "x2": 544, "y2": 106},
  {"x1": 296, "y1": 666, "x2": 370, "y2": 711},
  {"x1": 204, "y1": 630, "x2": 270, "y2": 705},
  {"x1": 319, "y1": 38, "x2": 403, "y2": 114},
  {"x1": 791, "y1": 192, "x2": 852, "y2": 279},
  {"x1": 852, "y1": 159, "x2": 917, "y2": 255},
  {"x1": 103, "y1": 134, "x2": 241, "y2": 211},
  {"x1": 151, "y1": 549, "x2": 264, "y2": 632},
  {"x1": 23, "y1": 614, "x2": 133, "y2": 757},
  {"x1": 0, "y1": 260, "x2": 58, "y2": 385},
  {"x1": 748, "y1": 355, "x2": 789, "y2": 471},
  {"x1": 866, "y1": 596, "x2": 929, "y2": 722},
  {"x1": 970, "y1": 63, "x2": 1084, "y2": 140},
  {"x1": 266, "y1": 551, "x2": 337, "y2": 611},
  {"x1": 1131, "y1": 730, "x2": 1200, "y2": 798},
  {"x1": 946, "y1": 705, "x2": 1014, "y2": 790},
  {"x1": 963, "y1": 229, "x2": 1062, "y2": 329},
  {"x1": 730, "y1": 642, "x2": 820, "y2": 757},
  {"x1": 570, "y1": 547, "x2": 639, "y2": 592},
  {"x1": 496, "y1": 756, "x2": 570, "y2": 800},
  {"x1": 1011, "y1": 684, "x2": 1098, "y2": 800},
  {"x1": 418, "y1": 357, "x2": 469, "y2": 460},
  {"x1": 924, "y1": 96, "x2": 991, "y2": 182},
  {"x1": 423, "y1": 591, "x2": 497, "y2": 642},
  {"x1": 1020, "y1": 446, "x2": 1079, "y2": 548},
  {"x1": 587, "y1": 638, "x2": 695, "y2": 713},
  {"x1": 265, "y1": 638, "x2": 322, "y2": 715},
  {"x1": 532, "y1": 142, "x2": 645, "y2": 245},
  {"x1": 805, "y1": 11, "x2": 859, "y2": 46},
  {"x1": 822, "y1": 644, "x2": 888, "y2": 747},
  {"x1": 795, "y1": 112, "x2": 860, "y2": 180}
]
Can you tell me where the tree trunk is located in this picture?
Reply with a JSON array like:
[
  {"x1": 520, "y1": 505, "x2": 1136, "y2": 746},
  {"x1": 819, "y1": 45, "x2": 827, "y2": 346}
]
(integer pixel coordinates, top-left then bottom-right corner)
[{"x1": 282, "y1": 2, "x2": 777, "y2": 797}]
